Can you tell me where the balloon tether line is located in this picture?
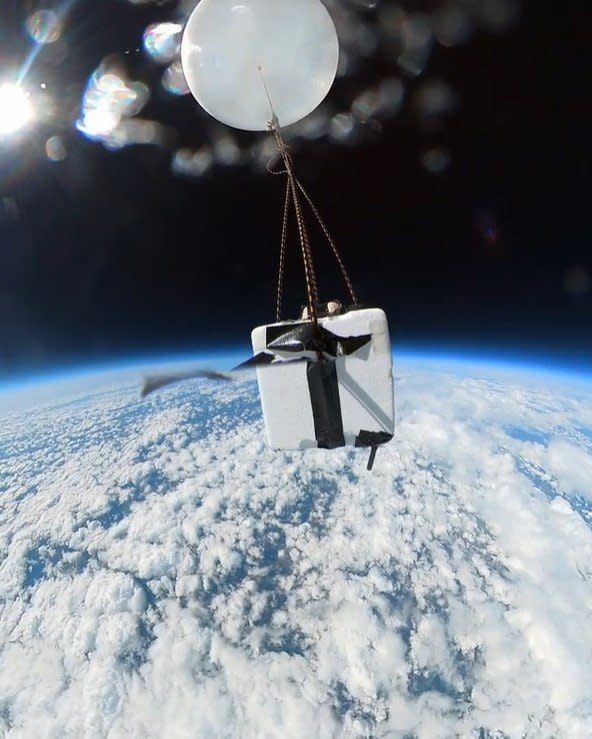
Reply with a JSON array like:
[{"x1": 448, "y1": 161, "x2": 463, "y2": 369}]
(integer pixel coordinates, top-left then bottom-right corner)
[{"x1": 258, "y1": 68, "x2": 358, "y2": 327}]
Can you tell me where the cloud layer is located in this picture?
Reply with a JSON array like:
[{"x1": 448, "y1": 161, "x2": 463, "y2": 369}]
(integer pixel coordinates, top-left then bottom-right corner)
[{"x1": 1, "y1": 360, "x2": 592, "y2": 737}]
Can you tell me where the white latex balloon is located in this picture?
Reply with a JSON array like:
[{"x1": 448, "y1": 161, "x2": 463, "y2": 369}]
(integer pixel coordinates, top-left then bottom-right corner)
[{"x1": 181, "y1": 0, "x2": 339, "y2": 131}]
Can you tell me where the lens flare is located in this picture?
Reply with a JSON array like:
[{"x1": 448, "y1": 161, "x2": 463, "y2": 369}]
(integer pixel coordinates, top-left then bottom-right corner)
[
  {"x1": 77, "y1": 62, "x2": 150, "y2": 143},
  {"x1": 26, "y1": 10, "x2": 62, "y2": 45},
  {"x1": 172, "y1": 147, "x2": 213, "y2": 177},
  {"x1": 45, "y1": 135, "x2": 68, "y2": 161},
  {"x1": 0, "y1": 85, "x2": 34, "y2": 137},
  {"x1": 162, "y1": 61, "x2": 190, "y2": 96},
  {"x1": 143, "y1": 23, "x2": 182, "y2": 64}
]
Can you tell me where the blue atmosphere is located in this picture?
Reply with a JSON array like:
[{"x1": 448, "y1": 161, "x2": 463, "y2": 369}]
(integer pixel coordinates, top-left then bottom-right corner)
[{"x1": 1, "y1": 344, "x2": 592, "y2": 398}]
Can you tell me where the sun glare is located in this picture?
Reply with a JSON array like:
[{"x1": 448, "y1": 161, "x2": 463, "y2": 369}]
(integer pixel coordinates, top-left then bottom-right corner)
[{"x1": 0, "y1": 84, "x2": 34, "y2": 137}]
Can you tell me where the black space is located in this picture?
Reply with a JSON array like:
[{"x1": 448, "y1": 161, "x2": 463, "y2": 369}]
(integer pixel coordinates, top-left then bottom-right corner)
[{"x1": 0, "y1": 0, "x2": 590, "y2": 378}]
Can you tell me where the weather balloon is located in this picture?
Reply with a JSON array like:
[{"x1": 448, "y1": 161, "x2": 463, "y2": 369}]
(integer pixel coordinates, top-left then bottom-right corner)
[{"x1": 180, "y1": 0, "x2": 339, "y2": 131}]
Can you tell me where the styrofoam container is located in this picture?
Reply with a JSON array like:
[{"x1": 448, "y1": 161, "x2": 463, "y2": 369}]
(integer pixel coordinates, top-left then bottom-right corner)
[{"x1": 251, "y1": 307, "x2": 394, "y2": 450}]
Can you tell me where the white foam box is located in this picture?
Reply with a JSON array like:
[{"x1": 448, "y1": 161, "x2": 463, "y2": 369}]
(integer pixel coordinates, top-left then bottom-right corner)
[{"x1": 251, "y1": 307, "x2": 394, "y2": 450}]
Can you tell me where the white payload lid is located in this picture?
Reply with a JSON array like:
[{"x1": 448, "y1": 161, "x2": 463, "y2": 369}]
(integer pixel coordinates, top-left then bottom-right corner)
[{"x1": 251, "y1": 307, "x2": 394, "y2": 451}]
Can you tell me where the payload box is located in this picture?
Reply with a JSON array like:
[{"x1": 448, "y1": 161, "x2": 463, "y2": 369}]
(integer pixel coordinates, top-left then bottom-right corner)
[{"x1": 251, "y1": 306, "x2": 394, "y2": 465}]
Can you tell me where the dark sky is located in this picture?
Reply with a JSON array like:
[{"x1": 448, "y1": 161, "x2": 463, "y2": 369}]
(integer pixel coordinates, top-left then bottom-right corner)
[{"x1": 0, "y1": 0, "x2": 590, "y2": 378}]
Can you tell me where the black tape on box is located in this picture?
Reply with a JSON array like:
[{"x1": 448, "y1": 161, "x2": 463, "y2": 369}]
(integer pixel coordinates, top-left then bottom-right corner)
[{"x1": 306, "y1": 359, "x2": 345, "y2": 449}]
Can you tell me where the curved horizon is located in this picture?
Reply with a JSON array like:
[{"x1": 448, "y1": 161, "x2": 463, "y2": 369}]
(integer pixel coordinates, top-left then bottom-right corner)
[{"x1": 1, "y1": 344, "x2": 591, "y2": 397}]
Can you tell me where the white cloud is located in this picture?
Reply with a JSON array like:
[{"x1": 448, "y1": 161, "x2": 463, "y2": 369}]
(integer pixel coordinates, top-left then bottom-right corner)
[
  {"x1": 0, "y1": 361, "x2": 592, "y2": 737},
  {"x1": 547, "y1": 438, "x2": 592, "y2": 498}
]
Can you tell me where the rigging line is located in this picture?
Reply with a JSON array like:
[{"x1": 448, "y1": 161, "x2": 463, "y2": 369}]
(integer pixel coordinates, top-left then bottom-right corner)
[
  {"x1": 287, "y1": 157, "x2": 319, "y2": 325},
  {"x1": 276, "y1": 178, "x2": 291, "y2": 322},
  {"x1": 259, "y1": 65, "x2": 320, "y2": 325},
  {"x1": 295, "y1": 178, "x2": 358, "y2": 306},
  {"x1": 269, "y1": 122, "x2": 319, "y2": 326}
]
